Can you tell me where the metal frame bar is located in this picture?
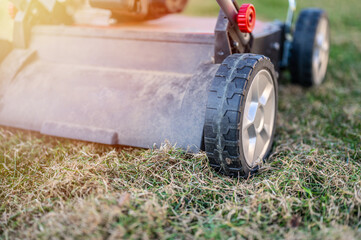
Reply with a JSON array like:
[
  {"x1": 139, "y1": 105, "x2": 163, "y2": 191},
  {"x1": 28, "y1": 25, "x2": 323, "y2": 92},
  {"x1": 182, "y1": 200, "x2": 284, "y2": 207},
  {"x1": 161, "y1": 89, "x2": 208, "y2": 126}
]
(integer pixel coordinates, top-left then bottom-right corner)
[
  {"x1": 215, "y1": 0, "x2": 251, "y2": 46},
  {"x1": 214, "y1": 0, "x2": 253, "y2": 63},
  {"x1": 281, "y1": 0, "x2": 297, "y2": 67},
  {"x1": 286, "y1": 0, "x2": 297, "y2": 31}
]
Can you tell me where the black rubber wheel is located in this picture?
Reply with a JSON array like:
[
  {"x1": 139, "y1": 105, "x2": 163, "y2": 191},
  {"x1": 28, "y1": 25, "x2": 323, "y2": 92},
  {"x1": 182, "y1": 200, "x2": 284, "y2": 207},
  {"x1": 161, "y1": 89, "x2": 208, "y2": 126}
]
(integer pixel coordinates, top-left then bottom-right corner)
[
  {"x1": 290, "y1": 9, "x2": 330, "y2": 87},
  {"x1": 204, "y1": 54, "x2": 278, "y2": 177}
]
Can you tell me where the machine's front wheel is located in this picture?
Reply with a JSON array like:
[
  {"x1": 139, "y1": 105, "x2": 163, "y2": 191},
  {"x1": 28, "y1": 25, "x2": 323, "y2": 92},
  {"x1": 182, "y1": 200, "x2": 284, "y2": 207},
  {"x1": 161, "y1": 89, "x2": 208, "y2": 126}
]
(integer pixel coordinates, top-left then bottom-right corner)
[
  {"x1": 204, "y1": 54, "x2": 278, "y2": 177},
  {"x1": 290, "y1": 9, "x2": 330, "y2": 87}
]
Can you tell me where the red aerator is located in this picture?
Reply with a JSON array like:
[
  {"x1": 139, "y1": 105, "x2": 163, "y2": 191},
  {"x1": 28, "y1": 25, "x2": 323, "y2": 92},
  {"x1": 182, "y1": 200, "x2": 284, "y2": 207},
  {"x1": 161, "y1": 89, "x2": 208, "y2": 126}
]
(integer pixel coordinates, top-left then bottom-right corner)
[{"x1": 237, "y1": 4, "x2": 256, "y2": 33}]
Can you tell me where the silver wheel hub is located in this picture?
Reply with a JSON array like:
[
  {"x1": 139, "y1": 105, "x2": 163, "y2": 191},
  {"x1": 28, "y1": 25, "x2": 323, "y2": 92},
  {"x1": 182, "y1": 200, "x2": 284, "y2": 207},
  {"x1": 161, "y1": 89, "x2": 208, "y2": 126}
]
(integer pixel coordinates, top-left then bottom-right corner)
[
  {"x1": 241, "y1": 70, "x2": 276, "y2": 167},
  {"x1": 313, "y1": 18, "x2": 330, "y2": 85}
]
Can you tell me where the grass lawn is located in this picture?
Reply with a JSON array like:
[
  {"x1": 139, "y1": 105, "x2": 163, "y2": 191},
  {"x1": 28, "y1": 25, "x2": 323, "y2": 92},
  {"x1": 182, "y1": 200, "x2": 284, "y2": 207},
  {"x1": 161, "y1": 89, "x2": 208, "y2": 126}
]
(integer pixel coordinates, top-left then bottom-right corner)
[{"x1": 1, "y1": 0, "x2": 361, "y2": 239}]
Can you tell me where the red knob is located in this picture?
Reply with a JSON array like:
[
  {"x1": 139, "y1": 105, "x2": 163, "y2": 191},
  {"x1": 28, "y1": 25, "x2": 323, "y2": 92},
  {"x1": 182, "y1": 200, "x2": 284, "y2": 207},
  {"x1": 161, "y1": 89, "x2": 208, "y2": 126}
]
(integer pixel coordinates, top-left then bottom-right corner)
[
  {"x1": 237, "y1": 4, "x2": 256, "y2": 33},
  {"x1": 8, "y1": 3, "x2": 18, "y2": 19}
]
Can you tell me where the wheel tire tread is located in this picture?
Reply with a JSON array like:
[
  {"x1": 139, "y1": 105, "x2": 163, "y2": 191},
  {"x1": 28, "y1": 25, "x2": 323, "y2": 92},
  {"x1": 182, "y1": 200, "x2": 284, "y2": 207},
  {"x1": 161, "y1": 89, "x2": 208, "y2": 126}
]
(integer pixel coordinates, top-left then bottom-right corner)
[
  {"x1": 290, "y1": 8, "x2": 328, "y2": 86},
  {"x1": 204, "y1": 54, "x2": 277, "y2": 177}
]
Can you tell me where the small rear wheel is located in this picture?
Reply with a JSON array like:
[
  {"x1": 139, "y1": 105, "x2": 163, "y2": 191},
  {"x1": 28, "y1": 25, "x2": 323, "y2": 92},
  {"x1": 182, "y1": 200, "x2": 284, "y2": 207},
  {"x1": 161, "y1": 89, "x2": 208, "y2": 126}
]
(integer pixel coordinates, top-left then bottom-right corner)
[
  {"x1": 290, "y1": 9, "x2": 330, "y2": 87},
  {"x1": 204, "y1": 54, "x2": 278, "y2": 177}
]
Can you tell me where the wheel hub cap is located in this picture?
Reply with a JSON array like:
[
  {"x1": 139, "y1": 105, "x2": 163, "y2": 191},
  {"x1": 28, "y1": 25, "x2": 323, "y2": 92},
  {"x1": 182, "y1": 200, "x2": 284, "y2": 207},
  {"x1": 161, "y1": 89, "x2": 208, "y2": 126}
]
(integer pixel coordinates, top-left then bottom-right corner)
[
  {"x1": 313, "y1": 18, "x2": 330, "y2": 85},
  {"x1": 254, "y1": 106, "x2": 264, "y2": 132},
  {"x1": 241, "y1": 70, "x2": 276, "y2": 167}
]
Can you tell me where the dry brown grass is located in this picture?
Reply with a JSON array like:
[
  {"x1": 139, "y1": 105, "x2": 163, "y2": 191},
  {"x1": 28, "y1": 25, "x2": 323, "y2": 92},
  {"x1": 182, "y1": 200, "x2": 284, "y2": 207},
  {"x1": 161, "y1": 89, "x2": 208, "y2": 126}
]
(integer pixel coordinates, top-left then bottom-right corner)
[
  {"x1": 1, "y1": 0, "x2": 361, "y2": 239},
  {"x1": 0, "y1": 127, "x2": 360, "y2": 239}
]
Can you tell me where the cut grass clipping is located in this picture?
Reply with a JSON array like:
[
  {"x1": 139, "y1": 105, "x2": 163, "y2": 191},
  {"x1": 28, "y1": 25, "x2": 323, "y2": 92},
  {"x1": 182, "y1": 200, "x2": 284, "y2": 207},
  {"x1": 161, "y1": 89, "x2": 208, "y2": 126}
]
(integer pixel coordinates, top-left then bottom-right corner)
[{"x1": 1, "y1": 0, "x2": 361, "y2": 239}]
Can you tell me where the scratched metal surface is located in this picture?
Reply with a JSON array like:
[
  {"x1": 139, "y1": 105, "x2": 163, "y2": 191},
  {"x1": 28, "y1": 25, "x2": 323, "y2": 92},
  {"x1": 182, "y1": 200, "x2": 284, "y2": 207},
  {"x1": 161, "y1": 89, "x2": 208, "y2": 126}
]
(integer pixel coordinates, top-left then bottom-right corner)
[
  {"x1": 0, "y1": 14, "x2": 280, "y2": 150},
  {"x1": 0, "y1": 16, "x2": 218, "y2": 150}
]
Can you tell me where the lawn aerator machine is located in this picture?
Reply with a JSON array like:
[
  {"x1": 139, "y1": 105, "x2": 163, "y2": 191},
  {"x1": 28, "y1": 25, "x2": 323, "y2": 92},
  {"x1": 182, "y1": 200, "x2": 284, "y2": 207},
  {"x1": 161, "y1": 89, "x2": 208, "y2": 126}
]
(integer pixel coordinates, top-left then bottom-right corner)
[{"x1": 0, "y1": 0, "x2": 330, "y2": 176}]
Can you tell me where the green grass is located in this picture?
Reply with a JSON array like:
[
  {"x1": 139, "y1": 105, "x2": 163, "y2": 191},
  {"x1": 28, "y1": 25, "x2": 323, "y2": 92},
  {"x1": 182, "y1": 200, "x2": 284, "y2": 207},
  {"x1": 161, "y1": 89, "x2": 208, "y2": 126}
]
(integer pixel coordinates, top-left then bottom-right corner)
[{"x1": 1, "y1": 0, "x2": 361, "y2": 239}]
